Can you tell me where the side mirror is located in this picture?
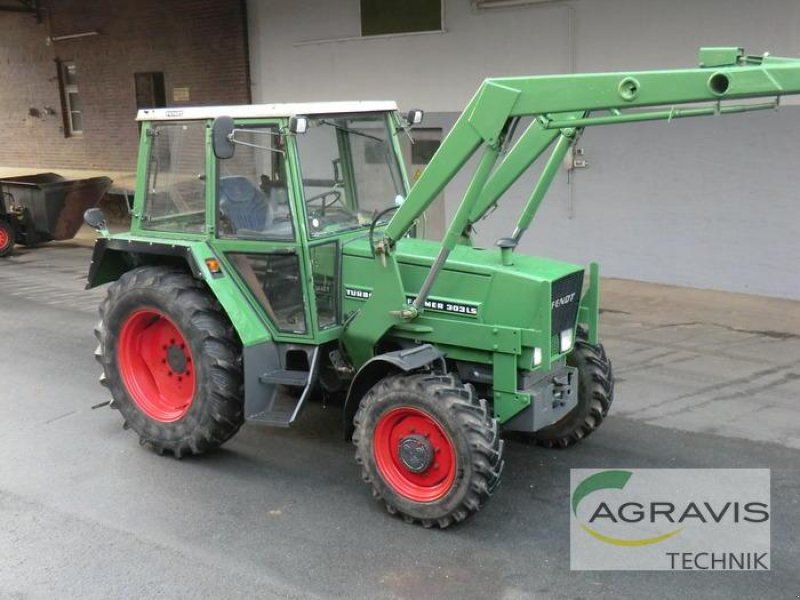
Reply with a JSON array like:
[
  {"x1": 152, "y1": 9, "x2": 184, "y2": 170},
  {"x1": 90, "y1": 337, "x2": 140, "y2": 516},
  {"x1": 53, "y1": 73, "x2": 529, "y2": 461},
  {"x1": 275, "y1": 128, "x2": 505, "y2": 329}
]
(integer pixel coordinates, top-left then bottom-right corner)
[
  {"x1": 83, "y1": 207, "x2": 107, "y2": 231},
  {"x1": 212, "y1": 116, "x2": 236, "y2": 159},
  {"x1": 406, "y1": 109, "x2": 424, "y2": 126}
]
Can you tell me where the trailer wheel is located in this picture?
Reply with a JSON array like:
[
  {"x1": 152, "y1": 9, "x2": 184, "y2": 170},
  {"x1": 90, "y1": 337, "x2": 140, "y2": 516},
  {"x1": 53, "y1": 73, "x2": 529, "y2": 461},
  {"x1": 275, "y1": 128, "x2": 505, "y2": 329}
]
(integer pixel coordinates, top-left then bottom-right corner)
[
  {"x1": 95, "y1": 266, "x2": 243, "y2": 457},
  {"x1": 533, "y1": 329, "x2": 614, "y2": 449},
  {"x1": 0, "y1": 220, "x2": 15, "y2": 257},
  {"x1": 353, "y1": 373, "x2": 503, "y2": 528}
]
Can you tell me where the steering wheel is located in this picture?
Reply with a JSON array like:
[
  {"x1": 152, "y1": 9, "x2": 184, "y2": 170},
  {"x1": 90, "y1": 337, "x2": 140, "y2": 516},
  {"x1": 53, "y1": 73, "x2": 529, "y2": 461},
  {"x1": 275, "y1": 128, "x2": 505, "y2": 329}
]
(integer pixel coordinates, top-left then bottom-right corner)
[{"x1": 304, "y1": 189, "x2": 343, "y2": 214}]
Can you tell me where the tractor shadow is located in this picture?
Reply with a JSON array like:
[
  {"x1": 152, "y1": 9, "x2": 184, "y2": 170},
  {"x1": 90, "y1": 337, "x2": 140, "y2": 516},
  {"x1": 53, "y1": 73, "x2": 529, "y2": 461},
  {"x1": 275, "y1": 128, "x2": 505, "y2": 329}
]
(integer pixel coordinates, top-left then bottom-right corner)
[{"x1": 178, "y1": 396, "x2": 659, "y2": 536}]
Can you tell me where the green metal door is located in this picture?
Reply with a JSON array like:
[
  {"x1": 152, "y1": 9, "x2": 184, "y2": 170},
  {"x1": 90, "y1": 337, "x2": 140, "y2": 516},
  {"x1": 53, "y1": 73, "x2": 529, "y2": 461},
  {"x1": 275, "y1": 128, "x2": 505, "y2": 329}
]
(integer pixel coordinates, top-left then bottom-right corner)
[{"x1": 209, "y1": 120, "x2": 315, "y2": 341}]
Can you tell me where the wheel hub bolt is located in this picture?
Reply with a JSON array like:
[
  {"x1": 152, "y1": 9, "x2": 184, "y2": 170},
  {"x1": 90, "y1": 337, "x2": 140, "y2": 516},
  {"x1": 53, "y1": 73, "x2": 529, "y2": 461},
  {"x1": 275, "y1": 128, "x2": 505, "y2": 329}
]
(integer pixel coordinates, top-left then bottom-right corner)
[{"x1": 166, "y1": 344, "x2": 188, "y2": 374}]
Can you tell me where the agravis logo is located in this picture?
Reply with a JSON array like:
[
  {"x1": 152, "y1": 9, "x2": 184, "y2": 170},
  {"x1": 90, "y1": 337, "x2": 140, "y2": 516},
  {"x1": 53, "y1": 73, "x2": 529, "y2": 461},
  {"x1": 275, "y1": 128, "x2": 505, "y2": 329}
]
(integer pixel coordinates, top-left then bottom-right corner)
[
  {"x1": 570, "y1": 469, "x2": 771, "y2": 571},
  {"x1": 572, "y1": 470, "x2": 683, "y2": 546}
]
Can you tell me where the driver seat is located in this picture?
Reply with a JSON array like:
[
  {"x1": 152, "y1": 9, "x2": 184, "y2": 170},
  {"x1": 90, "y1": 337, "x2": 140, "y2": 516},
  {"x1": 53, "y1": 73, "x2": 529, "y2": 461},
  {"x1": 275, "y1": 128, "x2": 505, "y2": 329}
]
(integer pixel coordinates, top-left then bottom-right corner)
[{"x1": 219, "y1": 176, "x2": 274, "y2": 233}]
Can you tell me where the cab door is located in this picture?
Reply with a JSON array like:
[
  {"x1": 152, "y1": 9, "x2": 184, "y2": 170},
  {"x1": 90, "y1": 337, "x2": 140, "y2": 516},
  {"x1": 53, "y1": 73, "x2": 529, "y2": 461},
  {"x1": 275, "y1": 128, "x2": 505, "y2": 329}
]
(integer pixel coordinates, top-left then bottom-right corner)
[{"x1": 208, "y1": 121, "x2": 315, "y2": 341}]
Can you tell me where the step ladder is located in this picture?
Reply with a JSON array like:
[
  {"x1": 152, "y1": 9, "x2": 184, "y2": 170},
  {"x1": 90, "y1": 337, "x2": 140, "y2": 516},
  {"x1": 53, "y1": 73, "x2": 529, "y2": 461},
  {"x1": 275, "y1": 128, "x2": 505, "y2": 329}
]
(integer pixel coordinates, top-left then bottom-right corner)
[{"x1": 245, "y1": 346, "x2": 319, "y2": 428}]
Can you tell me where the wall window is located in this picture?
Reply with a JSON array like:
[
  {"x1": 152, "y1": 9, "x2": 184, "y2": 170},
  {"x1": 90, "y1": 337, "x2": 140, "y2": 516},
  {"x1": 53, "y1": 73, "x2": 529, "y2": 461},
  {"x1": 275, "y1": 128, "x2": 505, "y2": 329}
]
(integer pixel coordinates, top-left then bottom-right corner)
[
  {"x1": 474, "y1": 0, "x2": 556, "y2": 8},
  {"x1": 134, "y1": 72, "x2": 167, "y2": 109},
  {"x1": 411, "y1": 136, "x2": 441, "y2": 164},
  {"x1": 58, "y1": 61, "x2": 83, "y2": 135},
  {"x1": 360, "y1": 0, "x2": 442, "y2": 36}
]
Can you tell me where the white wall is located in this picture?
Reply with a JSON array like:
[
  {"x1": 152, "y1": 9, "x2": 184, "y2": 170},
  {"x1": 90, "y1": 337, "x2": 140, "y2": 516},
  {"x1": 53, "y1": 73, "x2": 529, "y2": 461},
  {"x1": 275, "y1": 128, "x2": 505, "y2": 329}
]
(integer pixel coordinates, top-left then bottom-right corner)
[
  {"x1": 247, "y1": 0, "x2": 572, "y2": 110},
  {"x1": 248, "y1": 0, "x2": 800, "y2": 298}
]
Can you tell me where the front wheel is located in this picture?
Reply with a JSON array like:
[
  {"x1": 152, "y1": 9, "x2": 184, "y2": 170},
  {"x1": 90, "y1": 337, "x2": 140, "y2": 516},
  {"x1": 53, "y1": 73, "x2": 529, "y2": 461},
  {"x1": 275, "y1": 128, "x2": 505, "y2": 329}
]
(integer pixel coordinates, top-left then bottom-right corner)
[
  {"x1": 533, "y1": 329, "x2": 614, "y2": 449},
  {"x1": 353, "y1": 373, "x2": 504, "y2": 528},
  {"x1": 95, "y1": 266, "x2": 244, "y2": 457}
]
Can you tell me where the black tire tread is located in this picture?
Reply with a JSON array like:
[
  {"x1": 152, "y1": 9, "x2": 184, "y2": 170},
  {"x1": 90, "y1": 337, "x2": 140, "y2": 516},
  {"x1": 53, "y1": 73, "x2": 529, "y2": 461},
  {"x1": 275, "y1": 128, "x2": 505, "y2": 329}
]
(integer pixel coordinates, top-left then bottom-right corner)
[
  {"x1": 95, "y1": 266, "x2": 243, "y2": 457},
  {"x1": 533, "y1": 329, "x2": 614, "y2": 449},
  {"x1": 353, "y1": 373, "x2": 504, "y2": 528}
]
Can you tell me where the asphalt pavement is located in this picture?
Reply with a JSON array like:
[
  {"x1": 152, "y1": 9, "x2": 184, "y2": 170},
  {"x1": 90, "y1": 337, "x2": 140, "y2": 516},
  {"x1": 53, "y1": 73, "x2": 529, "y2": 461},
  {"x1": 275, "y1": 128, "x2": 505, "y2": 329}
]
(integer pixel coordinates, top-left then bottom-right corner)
[{"x1": 0, "y1": 243, "x2": 798, "y2": 599}]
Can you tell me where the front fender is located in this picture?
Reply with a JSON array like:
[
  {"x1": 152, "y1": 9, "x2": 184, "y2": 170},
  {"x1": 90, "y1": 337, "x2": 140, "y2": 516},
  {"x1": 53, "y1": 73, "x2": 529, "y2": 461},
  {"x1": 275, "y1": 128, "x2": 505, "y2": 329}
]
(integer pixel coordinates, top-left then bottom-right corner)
[
  {"x1": 577, "y1": 261, "x2": 600, "y2": 345},
  {"x1": 342, "y1": 344, "x2": 445, "y2": 438}
]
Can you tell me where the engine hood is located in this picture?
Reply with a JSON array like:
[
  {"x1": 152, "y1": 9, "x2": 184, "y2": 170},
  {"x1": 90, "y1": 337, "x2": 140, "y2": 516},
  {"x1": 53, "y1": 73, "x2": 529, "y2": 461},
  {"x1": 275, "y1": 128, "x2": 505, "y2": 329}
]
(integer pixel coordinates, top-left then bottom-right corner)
[
  {"x1": 341, "y1": 236, "x2": 584, "y2": 332},
  {"x1": 342, "y1": 236, "x2": 582, "y2": 283}
]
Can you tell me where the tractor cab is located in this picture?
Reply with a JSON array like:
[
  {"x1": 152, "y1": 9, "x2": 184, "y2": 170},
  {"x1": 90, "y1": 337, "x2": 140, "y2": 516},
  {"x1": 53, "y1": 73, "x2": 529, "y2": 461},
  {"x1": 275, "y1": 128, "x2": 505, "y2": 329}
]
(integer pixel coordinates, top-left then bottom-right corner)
[{"x1": 128, "y1": 102, "x2": 414, "y2": 343}]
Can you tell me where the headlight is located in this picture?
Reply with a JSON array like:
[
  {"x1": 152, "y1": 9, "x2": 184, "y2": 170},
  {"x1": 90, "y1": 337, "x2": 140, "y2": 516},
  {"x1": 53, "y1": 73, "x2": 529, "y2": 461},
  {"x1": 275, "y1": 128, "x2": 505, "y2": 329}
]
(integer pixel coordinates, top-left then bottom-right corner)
[
  {"x1": 559, "y1": 328, "x2": 574, "y2": 353},
  {"x1": 533, "y1": 347, "x2": 542, "y2": 366}
]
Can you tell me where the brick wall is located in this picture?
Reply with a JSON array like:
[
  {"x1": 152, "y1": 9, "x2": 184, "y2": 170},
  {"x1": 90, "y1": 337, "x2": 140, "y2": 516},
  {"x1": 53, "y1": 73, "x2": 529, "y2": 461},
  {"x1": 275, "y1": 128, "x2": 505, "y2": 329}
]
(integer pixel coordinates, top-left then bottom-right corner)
[{"x1": 0, "y1": 0, "x2": 250, "y2": 173}]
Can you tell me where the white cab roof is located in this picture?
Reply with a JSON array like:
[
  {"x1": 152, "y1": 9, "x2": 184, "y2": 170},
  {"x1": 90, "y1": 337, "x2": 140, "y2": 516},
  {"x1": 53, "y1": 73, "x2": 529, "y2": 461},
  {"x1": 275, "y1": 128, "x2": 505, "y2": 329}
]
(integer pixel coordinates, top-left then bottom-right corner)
[{"x1": 136, "y1": 101, "x2": 399, "y2": 122}]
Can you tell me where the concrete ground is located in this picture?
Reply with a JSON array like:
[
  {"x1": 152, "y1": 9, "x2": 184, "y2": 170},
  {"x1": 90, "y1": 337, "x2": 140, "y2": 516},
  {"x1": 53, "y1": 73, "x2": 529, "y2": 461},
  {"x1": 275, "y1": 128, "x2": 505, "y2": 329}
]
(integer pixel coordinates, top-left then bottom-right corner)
[
  {"x1": 0, "y1": 242, "x2": 798, "y2": 599},
  {"x1": 600, "y1": 280, "x2": 800, "y2": 450}
]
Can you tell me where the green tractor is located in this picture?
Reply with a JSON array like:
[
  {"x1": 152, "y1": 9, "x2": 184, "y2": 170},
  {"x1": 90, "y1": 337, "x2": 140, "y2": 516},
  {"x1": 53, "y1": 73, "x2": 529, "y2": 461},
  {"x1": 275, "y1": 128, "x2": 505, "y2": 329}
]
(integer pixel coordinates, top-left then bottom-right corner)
[{"x1": 88, "y1": 48, "x2": 798, "y2": 527}]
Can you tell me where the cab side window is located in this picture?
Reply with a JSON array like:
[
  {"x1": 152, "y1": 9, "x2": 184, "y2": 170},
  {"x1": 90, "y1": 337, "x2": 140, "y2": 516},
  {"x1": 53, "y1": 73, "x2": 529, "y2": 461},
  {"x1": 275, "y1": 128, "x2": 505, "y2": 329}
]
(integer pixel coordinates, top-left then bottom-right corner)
[
  {"x1": 142, "y1": 121, "x2": 206, "y2": 233},
  {"x1": 227, "y1": 252, "x2": 306, "y2": 334},
  {"x1": 217, "y1": 126, "x2": 295, "y2": 240}
]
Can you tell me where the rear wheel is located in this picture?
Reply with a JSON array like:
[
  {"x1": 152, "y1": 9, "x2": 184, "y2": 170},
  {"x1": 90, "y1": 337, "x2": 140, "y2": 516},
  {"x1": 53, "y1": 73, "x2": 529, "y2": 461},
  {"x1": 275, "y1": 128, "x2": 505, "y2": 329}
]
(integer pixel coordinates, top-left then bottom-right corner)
[
  {"x1": 95, "y1": 266, "x2": 244, "y2": 457},
  {"x1": 533, "y1": 329, "x2": 614, "y2": 449},
  {"x1": 0, "y1": 220, "x2": 15, "y2": 257},
  {"x1": 353, "y1": 373, "x2": 503, "y2": 528}
]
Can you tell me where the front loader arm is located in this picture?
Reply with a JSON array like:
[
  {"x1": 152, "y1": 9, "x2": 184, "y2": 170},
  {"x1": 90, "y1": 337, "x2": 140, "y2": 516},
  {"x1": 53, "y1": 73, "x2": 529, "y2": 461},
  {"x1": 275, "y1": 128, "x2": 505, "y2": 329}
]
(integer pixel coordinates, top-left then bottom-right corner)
[
  {"x1": 386, "y1": 48, "x2": 800, "y2": 246},
  {"x1": 341, "y1": 47, "x2": 800, "y2": 368},
  {"x1": 383, "y1": 82, "x2": 517, "y2": 242}
]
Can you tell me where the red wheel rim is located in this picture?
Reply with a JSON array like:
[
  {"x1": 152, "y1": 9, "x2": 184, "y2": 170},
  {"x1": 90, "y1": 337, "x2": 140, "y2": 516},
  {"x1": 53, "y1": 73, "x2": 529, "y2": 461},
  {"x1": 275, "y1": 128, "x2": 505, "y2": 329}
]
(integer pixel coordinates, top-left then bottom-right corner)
[
  {"x1": 117, "y1": 309, "x2": 196, "y2": 422},
  {"x1": 373, "y1": 407, "x2": 457, "y2": 503},
  {"x1": 0, "y1": 226, "x2": 10, "y2": 250}
]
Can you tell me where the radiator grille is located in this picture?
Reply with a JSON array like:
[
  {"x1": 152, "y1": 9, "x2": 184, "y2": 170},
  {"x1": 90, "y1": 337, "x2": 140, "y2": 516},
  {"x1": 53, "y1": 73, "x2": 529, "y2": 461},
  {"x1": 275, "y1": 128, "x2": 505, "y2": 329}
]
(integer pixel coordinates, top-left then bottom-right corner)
[{"x1": 551, "y1": 270, "x2": 583, "y2": 342}]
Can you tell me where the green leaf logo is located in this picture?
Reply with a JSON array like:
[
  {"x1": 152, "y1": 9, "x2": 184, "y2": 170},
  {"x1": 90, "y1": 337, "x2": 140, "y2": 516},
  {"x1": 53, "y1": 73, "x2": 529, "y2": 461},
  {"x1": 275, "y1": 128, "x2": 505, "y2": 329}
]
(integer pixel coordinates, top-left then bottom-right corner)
[
  {"x1": 572, "y1": 470, "x2": 633, "y2": 516},
  {"x1": 572, "y1": 470, "x2": 683, "y2": 546}
]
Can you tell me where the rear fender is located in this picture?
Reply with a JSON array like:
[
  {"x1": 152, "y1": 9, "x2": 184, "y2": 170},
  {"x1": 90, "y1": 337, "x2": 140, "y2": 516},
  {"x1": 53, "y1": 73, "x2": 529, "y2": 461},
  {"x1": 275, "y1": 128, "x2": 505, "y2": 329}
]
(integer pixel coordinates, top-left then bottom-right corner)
[
  {"x1": 86, "y1": 238, "x2": 203, "y2": 288},
  {"x1": 86, "y1": 237, "x2": 272, "y2": 346}
]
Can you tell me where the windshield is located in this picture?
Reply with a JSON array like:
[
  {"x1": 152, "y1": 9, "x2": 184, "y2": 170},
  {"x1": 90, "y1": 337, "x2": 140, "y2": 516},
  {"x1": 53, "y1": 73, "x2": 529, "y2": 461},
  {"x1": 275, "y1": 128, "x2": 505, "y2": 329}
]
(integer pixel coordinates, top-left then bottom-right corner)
[{"x1": 294, "y1": 113, "x2": 406, "y2": 237}]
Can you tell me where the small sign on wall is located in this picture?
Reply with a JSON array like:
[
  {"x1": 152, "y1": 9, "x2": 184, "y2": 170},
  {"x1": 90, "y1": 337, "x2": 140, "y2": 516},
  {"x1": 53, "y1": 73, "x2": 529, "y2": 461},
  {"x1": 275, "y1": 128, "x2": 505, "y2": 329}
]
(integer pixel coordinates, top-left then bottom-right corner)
[{"x1": 172, "y1": 87, "x2": 190, "y2": 102}]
